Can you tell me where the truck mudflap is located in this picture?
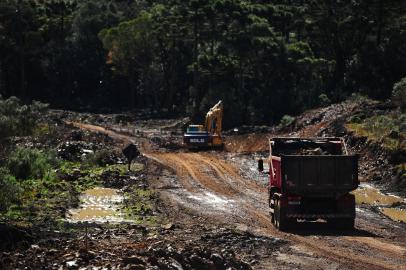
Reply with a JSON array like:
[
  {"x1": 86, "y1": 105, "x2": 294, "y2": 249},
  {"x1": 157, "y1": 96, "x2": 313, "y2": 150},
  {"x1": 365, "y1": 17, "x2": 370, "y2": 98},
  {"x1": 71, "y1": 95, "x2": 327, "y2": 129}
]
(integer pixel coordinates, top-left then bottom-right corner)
[{"x1": 286, "y1": 213, "x2": 354, "y2": 219}]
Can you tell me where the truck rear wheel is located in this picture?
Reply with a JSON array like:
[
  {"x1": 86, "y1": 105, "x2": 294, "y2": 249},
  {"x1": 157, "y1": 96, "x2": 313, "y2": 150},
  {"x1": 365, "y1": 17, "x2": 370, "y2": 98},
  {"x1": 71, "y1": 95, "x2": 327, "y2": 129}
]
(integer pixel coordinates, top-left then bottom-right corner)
[
  {"x1": 275, "y1": 199, "x2": 290, "y2": 231},
  {"x1": 269, "y1": 193, "x2": 275, "y2": 224}
]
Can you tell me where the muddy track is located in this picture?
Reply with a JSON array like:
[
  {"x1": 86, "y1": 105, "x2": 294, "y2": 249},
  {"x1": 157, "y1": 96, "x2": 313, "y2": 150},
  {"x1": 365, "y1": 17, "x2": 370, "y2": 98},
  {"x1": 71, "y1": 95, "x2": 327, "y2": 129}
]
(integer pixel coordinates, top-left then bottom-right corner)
[{"x1": 71, "y1": 121, "x2": 406, "y2": 270}]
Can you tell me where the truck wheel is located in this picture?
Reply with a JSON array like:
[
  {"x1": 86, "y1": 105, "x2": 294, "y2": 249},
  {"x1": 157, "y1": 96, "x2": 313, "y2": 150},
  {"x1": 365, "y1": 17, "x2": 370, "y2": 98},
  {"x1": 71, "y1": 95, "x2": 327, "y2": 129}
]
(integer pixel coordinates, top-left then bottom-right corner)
[
  {"x1": 269, "y1": 194, "x2": 275, "y2": 224},
  {"x1": 275, "y1": 199, "x2": 289, "y2": 231},
  {"x1": 274, "y1": 199, "x2": 280, "y2": 229}
]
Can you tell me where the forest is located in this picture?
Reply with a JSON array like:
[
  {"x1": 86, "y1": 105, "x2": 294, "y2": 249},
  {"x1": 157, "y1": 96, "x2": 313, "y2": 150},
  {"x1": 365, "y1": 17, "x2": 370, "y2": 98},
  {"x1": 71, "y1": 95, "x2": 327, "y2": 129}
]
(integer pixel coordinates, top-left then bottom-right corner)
[{"x1": 1, "y1": 0, "x2": 405, "y2": 126}]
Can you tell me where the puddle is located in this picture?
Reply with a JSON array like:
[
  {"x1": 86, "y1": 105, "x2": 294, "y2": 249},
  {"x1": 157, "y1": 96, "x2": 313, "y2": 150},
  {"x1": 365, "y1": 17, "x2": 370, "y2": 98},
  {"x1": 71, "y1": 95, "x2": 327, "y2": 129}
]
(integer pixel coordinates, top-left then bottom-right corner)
[
  {"x1": 188, "y1": 191, "x2": 234, "y2": 211},
  {"x1": 352, "y1": 184, "x2": 404, "y2": 206},
  {"x1": 67, "y1": 187, "x2": 128, "y2": 223},
  {"x1": 380, "y1": 208, "x2": 406, "y2": 223},
  {"x1": 352, "y1": 184, "x2": 406, "y2": 223}
]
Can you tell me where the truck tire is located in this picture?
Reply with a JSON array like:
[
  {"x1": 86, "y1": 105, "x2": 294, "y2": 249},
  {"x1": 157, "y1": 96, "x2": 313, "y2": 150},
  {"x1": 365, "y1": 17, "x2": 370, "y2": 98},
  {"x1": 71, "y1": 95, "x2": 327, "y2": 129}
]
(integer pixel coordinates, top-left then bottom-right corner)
[
  {"x1": 269, "y1": 193, "x2": 275, "y2": 224},
  {"x1": 275, "y1": 199, "x2": 290, "y2": 231},
  {"x1": 274, "y1": 199, "x2": 280, "y2": 229}
]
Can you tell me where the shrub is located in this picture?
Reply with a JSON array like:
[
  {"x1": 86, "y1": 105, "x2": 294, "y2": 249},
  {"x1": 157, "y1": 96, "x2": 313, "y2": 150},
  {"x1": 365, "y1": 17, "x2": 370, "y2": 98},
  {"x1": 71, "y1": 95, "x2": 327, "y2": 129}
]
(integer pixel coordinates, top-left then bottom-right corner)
[
  {"x1": 85, "y1": 149, "x2": 115, "y2": 167},
  {"x1": 0, "y1": 96, "x2": 48, "y2": 140},
  {"x1": 278, "y1": 115, "x2": 295, "y2": 128},
  {"x1": 7, "y1": 148, "x2": 55, "y2": 180},
  {"x1": 0, "y1": 168, "x2": 21, "y2": 212},
  {"x1": 393, "y1": 77, "x2": 406, "y2": 111},
  {"x1": 349, "y1": 93, "x2": 368, "y2": 103},
  {"x1": 318, "y1": 93, "x2": 331, "y2": 107}
]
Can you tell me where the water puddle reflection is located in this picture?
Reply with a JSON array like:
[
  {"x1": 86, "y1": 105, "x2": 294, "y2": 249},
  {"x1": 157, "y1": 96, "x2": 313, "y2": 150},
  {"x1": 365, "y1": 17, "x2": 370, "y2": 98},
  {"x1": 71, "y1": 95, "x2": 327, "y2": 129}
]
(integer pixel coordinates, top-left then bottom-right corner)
[
  {"x1": 353, "y1": 184, "x2": 406, "y2": 223},
  {"x1": 67, "y1": 187, "x2": 127, "y2": 223}
]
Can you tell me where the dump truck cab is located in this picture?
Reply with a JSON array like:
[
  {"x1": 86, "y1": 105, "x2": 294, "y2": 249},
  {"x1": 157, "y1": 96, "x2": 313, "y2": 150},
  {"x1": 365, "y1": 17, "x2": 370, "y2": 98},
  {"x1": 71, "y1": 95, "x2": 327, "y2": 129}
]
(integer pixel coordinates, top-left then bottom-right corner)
[{"x1": 262, "y1": 137, "x2": 359, "y2": 230}]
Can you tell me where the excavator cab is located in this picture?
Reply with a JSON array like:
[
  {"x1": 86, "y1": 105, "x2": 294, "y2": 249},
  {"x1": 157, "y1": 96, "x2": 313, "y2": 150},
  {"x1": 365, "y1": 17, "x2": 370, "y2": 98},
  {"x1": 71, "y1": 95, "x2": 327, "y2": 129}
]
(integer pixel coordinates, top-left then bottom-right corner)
[{"x1": 183, "y1": 101, "x2": 224, "y2": 149}]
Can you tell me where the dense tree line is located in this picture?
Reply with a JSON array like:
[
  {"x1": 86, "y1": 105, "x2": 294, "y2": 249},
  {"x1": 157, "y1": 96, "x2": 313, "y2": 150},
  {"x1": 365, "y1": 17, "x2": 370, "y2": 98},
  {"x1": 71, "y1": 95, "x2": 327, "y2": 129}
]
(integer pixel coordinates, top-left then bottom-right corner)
[{"x1": 0, "y1": 0, "x2": 405, "y2": 126}]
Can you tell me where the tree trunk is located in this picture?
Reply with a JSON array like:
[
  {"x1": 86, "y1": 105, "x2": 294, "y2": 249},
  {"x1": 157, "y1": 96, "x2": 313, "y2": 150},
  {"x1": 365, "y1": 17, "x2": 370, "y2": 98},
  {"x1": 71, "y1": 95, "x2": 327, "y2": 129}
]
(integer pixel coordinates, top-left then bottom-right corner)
[
  {"x1": 376, "y1": 0, "x2": 383, "y2": 46},
  {"x1": 128, "y1": 65, "x2": 137, "y2": 108},
  {"x1": 0, "y1": 61, "x2": 3, "y2": 96},
  {"x1": 19, "y1": 46, "x2": 26, "y2": 100},
  {"x1": 191, "y1": 6, "x2": 199, "y2": 118}
]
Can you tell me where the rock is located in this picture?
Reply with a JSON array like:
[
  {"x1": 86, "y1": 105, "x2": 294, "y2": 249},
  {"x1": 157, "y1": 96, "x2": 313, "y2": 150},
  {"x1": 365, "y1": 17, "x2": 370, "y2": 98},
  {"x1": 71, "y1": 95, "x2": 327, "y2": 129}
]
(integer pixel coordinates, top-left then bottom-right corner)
[
  {"x1": 46, "y1": 248, "x2": 58, "y2": 256},
  {"x1": 147, "y1": 256, "x2": 159, "y2": 266},
  {"x1": 127, "y1": 265, "x2": 146, "y2": 270},
  {"x1": 189, "y1": 254, "x2": 207, "y2": 269},
  {"x1": 210, "y1": 253, "x2": 224, "y2": 267},
  {"x1": 66, "y1": 260, "x2": 78, "y2": 269},
  {"x1": 78, "y1": 249, "x2": 95, "y2": 260},
  {"x1": 57, "y1": 141, "x2": 96, "y2": 161},
  {"x1": 122, "y1": 256, "x2": 146, "y2": 265},
  {"x1": 168, "y1": 258, "x2": 184, "y2": 270},
  {"x1": 69, "y1": 130, "x2": 84, "y2": 141},
  {"x1": 162, "y1": 223, "x2": 174, "y2": 230},
  {"x1": 239, "y1": 260, "x2": 252, "y2": 270},
  {"x1": 30, "y1": 244, "x2": 40, "y2": 250}
]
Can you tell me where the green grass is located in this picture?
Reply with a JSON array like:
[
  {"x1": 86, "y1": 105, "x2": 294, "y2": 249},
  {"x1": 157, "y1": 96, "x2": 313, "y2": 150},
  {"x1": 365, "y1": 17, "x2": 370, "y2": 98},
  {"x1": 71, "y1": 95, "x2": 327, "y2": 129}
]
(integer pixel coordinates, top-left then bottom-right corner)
[
  {"x1": 123, "y1": 186, "x2": 157, "y2": 225},
  {"x1": 346, "y1": 113, "x2": 405, "y2": 153},
  {"x1": 0, "y1": 160, "x2": 144, "y2": 227}
]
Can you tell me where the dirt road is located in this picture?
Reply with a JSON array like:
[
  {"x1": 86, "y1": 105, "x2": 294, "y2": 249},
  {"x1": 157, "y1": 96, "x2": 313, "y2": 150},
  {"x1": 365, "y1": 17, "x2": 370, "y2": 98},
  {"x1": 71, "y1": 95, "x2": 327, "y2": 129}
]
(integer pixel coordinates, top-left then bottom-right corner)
[{"x1": 71, "y1": 121, "x2": 406, "y2": 270}]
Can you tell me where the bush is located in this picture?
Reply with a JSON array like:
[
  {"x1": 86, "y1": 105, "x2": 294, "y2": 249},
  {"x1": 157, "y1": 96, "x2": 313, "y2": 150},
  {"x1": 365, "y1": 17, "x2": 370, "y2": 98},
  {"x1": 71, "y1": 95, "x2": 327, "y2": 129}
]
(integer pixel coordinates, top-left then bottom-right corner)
[
  {"x1": 318, "y1": 93, "x2": 331, "y2": 107},
  {"x1": 349, "y1": 93, "x2": 368, "y2": 103},
  {"x1": 0, "y1": 96, "x2": 48, "y2": 140},
  {"x1": 393, "y1": 77, "x2": 406, "y2": 111},
  {"x1": 7, "y1": 148, "x2": 55, "y2": 180},
  {"x1": 278, "y1": 115, "x2": 295, "y2": 128},
  {"x1": 0, "y1": 168, "x2": 21, "y2": 212},
  {"x1": 85, "y1": 149, "x2": 116, "y2": 167}
]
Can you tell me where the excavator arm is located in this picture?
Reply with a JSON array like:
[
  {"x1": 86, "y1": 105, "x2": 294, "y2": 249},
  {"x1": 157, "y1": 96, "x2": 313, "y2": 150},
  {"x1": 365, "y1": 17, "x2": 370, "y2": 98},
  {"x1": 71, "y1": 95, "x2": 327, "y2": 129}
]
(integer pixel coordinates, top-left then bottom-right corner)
[{"x1": 205, "y1": 100, "x2": 223, "y2": 136}]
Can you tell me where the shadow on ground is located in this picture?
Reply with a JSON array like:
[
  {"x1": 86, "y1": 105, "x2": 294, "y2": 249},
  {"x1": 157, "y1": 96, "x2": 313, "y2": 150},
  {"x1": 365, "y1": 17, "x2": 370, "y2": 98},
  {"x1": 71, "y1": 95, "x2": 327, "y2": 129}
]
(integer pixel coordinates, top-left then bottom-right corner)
[{"x1": 286, "y1": 221, "x2": 377, "y2": 237}]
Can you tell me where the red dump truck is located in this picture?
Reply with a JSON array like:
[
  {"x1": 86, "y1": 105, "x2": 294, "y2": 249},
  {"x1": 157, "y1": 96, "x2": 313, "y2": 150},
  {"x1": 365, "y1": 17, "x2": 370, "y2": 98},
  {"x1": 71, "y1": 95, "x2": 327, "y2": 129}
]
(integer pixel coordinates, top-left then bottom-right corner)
[{"x1": 259, "y1": 137, "x2": 359, "y2": 230}]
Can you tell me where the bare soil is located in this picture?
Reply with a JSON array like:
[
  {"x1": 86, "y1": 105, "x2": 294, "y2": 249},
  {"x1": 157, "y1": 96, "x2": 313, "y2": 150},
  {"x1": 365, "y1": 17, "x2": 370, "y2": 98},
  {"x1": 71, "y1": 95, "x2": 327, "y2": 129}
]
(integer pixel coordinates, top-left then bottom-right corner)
[
  {"x1": 65, "y1": 116, "x2": 406, "y2": 269},
  {"x1": 2, "y1": 102, "x2": 406, "y2": 269}
]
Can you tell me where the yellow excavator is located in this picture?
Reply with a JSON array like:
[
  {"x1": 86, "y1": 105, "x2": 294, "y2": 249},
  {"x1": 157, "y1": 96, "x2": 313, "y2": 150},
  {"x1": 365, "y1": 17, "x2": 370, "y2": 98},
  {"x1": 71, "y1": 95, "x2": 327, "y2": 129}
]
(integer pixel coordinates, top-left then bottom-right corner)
[{"x1": 183, "y1": 100, "x2": 224, "y2": 149}]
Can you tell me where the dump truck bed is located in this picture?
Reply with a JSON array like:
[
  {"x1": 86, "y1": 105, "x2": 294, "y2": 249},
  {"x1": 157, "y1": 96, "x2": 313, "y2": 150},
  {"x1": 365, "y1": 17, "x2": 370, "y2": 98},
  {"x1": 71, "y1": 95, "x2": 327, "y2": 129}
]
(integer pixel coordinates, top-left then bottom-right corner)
[{"x1": 281, "y1": 155, "x2": 359, "y2": 196}]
